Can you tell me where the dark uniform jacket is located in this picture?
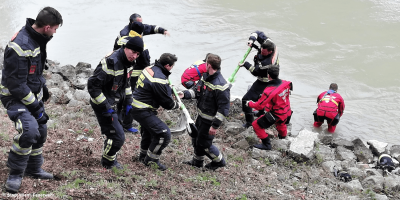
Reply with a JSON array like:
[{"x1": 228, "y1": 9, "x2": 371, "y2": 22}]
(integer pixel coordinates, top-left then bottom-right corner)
[
  {"x1": 0, "y1": 18, "x2": 51, "y2": 112},
  {"x1": 131, "y1": 61, "x2": 178, "y2": 111},
  {"x1": 114, "y1": 35, "x2": 151, "y2": 80},
  {"x1": 113, "y1": 24, "x2": 166, "y2": 51},
  {"x1": 87, "y1": 48, "x2": 134, "y2": 111},
  {"x1": 183, "y1": 71, "x2": 230, "y2": 129},
  {"x1": 245, "y1": 31, "x2": 279, "y2": 82}
]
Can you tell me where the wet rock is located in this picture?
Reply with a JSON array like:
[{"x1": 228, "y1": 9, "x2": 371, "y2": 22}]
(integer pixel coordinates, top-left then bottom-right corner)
[
  {"x1": 361, "y1": 175, "x2": 384, "y2": 191},
  {"x1": 390, "y1": 145, "x2": 400, "y2": 161},
  {"x1": 353, "y1": 138, "x2": 374, "y2": 163},
  {"x1": 315, "y1": 144, "x2": 335, "y2": 161},
  {"x1": 367, "y1": 140, "x2": 388, "y2": 156},
  {"x1": 383, "y1": 176, "x2": 400, "y2": 192},
  {"x1": 225, "y1": 122, "x2": 245, "y2": 136},
  {"x1": 318, "y1": 132, "x2": 333, "y2": 145},
  {"x1": 271, "y1": 138, "x2": 290, "y2": 152},
  {"x1": 339, "y1": 179, "x2": 363, "y2": 191},
  {"x1": 232, "y1": 139, "x2": 249, "y2": 150},
  {"x1": 331, "y1": 137, "x2": 354, "y2": 150},
  {"x1": 288, "y1": 129, "x2": 318, "y2": 161},
  {"x1": 336, "y1": 146, "x2": 357, "y2": 161}
]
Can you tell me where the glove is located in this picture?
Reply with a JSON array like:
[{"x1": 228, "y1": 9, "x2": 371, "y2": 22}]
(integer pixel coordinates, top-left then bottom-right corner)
[
  {"x1": 247, "y1": 40, "x2": 254, "y2": 47},
  {"x1": 125, "y1": 105, "x2": 132, "y2": 115},
  {"x1": 36, "y1": 112, "x2": 49, "y2": 124},
  {"x1": 177, "y1": 91, "x2": 184, "y2": 99},
  {"x1": 43, "y1": 85, "x2": 50, "y2": 102},
  {"x1": 30, "y1": 104, "x2": 44, "y2": 119},
  {"x1": 245, "y1": 101, "x2": 253, "y2": 107},
  {"x1": 240, "y1": 61, "x2": 251, "y2": 69},
  {"x1": 102, "y1": 109, "x2": 115, "y2": 116}
]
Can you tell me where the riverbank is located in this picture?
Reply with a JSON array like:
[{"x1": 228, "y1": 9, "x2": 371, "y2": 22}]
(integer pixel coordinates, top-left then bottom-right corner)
[{"x1": 0, "y1": 53, "x2": 399, "y2": 199}]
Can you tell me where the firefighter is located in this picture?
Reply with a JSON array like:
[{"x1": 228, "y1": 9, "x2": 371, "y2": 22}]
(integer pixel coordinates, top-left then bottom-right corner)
[
  {"x1": 313, "y1": 83, "x2": 345, "y2": 133},
  {"x1": 131, "y1": 53, "x2": 181, "y2": 171},
  {"x1": 240, "y1": 31, "x2": 279, "y2": 128},
  {"x1": 180, "y1": 53, "x2": 210, "y2": 89},
  {"x1": 0, "y1": 7, "x2": 63, "y2": 193},
  {"x1": 88, "y1": 37, "x2": 144, "y2": 169},
  {"x1": 113, "y1": 13, "x2": 170, "y2": 50},
  {"x1": 244, "y1": 65, "x2": 292, "y2": 150},
  {"x1": 114, "y1": 22, "x2": 151, "y2": 134},
  {"x1": 179, "y1": 53, "x2": 230, "y2": 170}
]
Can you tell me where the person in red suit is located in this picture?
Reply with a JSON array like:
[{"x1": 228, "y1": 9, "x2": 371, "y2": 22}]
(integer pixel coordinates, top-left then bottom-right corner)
[
  {"x1": 181, "y1": 54, "x2": 209, "y2": 89},
  {"x1": 245, "y1": 65, "x2": 292, "y2": 150},
  {"x1": 313, "y1": 83, "x2": 345, "y2": 133}
]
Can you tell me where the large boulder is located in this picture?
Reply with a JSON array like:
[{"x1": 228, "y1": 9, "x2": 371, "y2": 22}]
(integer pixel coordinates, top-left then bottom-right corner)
[
  {"x1": 49, "y1": 88, "x2": 70, "y2": 104},
  {"x1": 383, "y1": 176, "x2": 400, "y2": 192},
  {"x1": 367, "y1": 140, "x2": 388, "y2": 156},
  {"x1": 390, "y1": 145, "x2": 400, "y2": 162},
  {"x1": 361, "y1": 175, "x2": 384, "y2": 191},
  {"x1": 288, "y1": 129, "x2": 319, "y2": 161},
  {"x1": 331, "y1": 137, "x2": 354, "y2": 150},
  {"x1": 336, "y1": 146, "x2": 357, "y2": 161},
  {"x1": 315, "y1": 144, "x2": 335, "y2": 161},
  {"x1": 353, "y1": 138, "x2": 374, "y2": 164},
  {"x1": 74, "y1": 90, "x2": 91, "y2": 104},
  {"x1": 318, "y1": 132, "x2": 333, "y2": 145},
  {"x1": 271, "y1": 138, "x2": 291, "y2": 152},
  {"x1": 231, "y1": 139, "x2": 249, "y2": 150},
  {"x1": 58, "y1": 64, "x2": 76, "y2": 81}
]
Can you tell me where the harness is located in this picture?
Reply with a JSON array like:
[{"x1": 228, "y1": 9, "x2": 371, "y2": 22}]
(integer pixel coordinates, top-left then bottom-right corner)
[
  {"x1": 193, "y1": 65, "x2": 202, "y2": 78},
  {"x1": 318, "y1": 90, "x2": 338, "y2": 106}
]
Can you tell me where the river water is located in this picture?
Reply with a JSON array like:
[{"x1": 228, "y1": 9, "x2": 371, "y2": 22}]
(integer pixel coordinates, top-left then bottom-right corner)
[{"x1": 1, "y1": 0, "x2": 399, "y2": 144}]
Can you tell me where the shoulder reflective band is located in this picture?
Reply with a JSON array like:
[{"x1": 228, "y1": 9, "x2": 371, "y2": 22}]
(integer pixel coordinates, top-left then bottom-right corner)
[
  {"x1": 101, "y1": 58, "x2": 124, "y2": 76},
  {"x1": 257, "y1": 77, "x2": 269, "y2": 82},
  {"x1": 8, "y1": 42, "x2": 40, "y2": 57},
  {"x1": 193, "y1": 65, "x2": 202, "y2": 78},
  {"x1": 142, "y1": 68, "x2": 169, "y2": 84}
]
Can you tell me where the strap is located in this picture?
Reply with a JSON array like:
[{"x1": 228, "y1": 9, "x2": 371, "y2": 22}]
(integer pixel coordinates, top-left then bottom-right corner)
[{"x1": 193, "y1": 65, "x2": 202, "y2": 78}]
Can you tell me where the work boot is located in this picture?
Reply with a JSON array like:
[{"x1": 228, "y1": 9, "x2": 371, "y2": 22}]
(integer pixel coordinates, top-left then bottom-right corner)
[
  {"x1": 5, "y1": 173, "x2": 22, "y2": 193},
  {"x1": 253, "y1": 137, "x2": 272, "y2": 150},
  {"x1": 144, "y1": 155, "x2": 166, "y2": 171},
  {"x1": 101, "y1": 158, "x2": 123, "y2": 170},
  {"x1": 124, "y1": 127, "x2": 138, "y2": 134},
  {"x1": 24, "y1": 168, "x2": 53, "y2": 179},
  {"x1": 137, "y1": 152, "x2": 146, "y2": 163},
  {"x1": 278, "y1": 135, "x2": 286, "y2": 139},
  {"x1": 205, "y1": 158, "x2": 226, "y2": 170},
  {"x1": 242, "y1": 122, "x2": 252, "y2": 128},
  {"x1": 183, "y1": 158, "x2": 204, "y2": 168}
]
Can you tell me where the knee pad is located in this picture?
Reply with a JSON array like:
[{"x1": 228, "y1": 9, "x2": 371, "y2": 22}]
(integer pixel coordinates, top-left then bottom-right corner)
[{"x1": 256, "y1": 113, "x2": 276, "y2": 129}]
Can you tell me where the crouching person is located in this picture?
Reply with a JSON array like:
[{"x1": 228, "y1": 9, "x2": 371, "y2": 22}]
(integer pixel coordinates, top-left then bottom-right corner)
[
  {"x1": 131, "y1": 53, "x2": 180, "y2": 171},
  {"x1": 246, "y1": 65, "x2": 292, "y2": 150},
  {"x1": 179, "y1": 54, "x2": 230, "y2": 170},
  {"x1": 88, "y1": 37, "x2": 144, "y2": 169}
]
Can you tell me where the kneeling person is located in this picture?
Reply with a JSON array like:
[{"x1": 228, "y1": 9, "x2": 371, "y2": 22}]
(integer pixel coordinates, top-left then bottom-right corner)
[
  {"x1": 88, "y1": 37, "x2": 144, "y2": 169},
  {"x1": 180, "y1": 54, "x2": 230, "y2": 170},
  {"x1": 131, "y1": 53, "x2": 180, "y2": 171},
  {"x1": 246, "y1": 66, "x2": 292, "y2": 150},
  {"x1": 313, "y1": 83, "x2": 345, "y2": 133}
]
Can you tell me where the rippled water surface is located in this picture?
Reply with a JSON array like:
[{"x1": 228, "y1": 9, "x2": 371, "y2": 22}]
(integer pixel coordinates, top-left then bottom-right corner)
[{"x1": 1, "y1": 0, "x2": 399, "y2": 144}]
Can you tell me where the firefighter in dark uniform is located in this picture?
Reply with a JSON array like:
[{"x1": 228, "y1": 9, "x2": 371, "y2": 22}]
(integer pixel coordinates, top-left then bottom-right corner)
[
  {"x1": 88, "y1": 37, "x2": 144, "y2": 169},
  {"x1": 113, "y1": 13, "x2": 170, "y2": 50},
  {"x1": 240, "y1": 31, "x2": 279, "y2": 128},
  {"x1": 113, "y1": 22, "x2": 151, "y2": 133},
  {"x1": 131, "y1": 53, "x2": 180, "y2": 171},
  {"x1": 0, "y1": 7, "x2": 63, "y2": 193},
  {"x1": 179, "y1": 54, "x2": 230, "y2": 170}
]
